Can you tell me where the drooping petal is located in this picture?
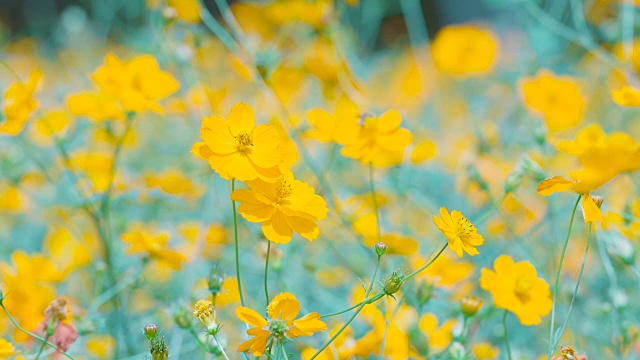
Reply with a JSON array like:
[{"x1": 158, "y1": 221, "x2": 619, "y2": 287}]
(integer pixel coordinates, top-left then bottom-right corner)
[
  {"x1": 536, "y1": 176, "x2": 575, "y2": 196},
  {"x1": 581, "y1": 194, "x2": 603, "y2": 223}
]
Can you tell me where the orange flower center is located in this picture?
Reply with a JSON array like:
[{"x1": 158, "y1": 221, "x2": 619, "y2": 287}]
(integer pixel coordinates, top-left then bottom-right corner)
[
  {"x1": 235, "y1": 130, "x2": 253, "y2": 152},
  {"x1": 455, "y1": 216, "x2": 476, "y2": 238},
  {"x1": 276, "y1": 180, "x2": 292, "y2": 204},
  {"x1": 514, "y1": 275, "x2": 534, "y2": 303}
]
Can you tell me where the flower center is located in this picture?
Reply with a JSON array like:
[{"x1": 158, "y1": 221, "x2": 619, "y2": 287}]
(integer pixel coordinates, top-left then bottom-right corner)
[
  {"x1": 276, "y1": 180, "x2": 293, "y2": 204},
  {"x1": 455, "y1": 216, "x2": 476, "y2": 238},
  {"x1": 514, "y1": 276, "x2": 534, "y2": 303},
  {"x1": 235, "y1": 130, "x2": 253, "y2": 152},
  {"x1": 267, "y1": 319, "x2": 289, "y2": 340}
]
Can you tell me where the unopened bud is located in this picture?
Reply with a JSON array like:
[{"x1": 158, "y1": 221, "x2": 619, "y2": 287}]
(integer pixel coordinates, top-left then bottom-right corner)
[
  {"x1": 144, "y1": 324, "x2": 159, "y2": 340},
  {"x1": 504, "y1": 170, "x2": 524, "y2": 194},
  {"x1": 467, "y1": 165, "x2": 489, "y2": 191},
  {"x1": 416, "y1": 281, "x2": 434, "y2": 304},
  {"x1": 448, "y1": 342, "x2": 467, "y2": 360},
  {"x1": 460, "y1": 296, "x2": 483, "y2": 317},
  {"x1": 162, "y1": 7, "x2": 178, "y2": 20},
  {"x1": 591, "y1": 195, "x2": 604, "y2": 208},
  {"x1": 149, "y1": 336, "x2": 169, "y2": 360},
  {"x1": 173, "y1": 307, "x2": 193, "y2": 329},
  {"x1": 521, "y1": 156, "x2": 547, "y2": 182},
  {"x1": 208, "y1": 268, "x2": 225, "y2": 296},
  {"x1": 374, "y1": 242, "x2": 388, "y2": 257},
  {"x1": 384, "y1": 269, "x2": 406, "y2": 296}
]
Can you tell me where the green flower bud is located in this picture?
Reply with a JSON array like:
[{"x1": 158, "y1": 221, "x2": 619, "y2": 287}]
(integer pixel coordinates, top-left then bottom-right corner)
[{"x1": 374, "y1": 242, "x2": 388, "y2": 257}]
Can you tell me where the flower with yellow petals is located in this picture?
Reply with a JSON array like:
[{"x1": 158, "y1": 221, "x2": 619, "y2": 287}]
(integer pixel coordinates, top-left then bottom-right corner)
[
  {"x1": 236, "y1": 292, "x2": 327, "y2": 356},
  {"x1": 612, "y1": 85, "x2": 640, "y2": 106},
  {"x1": 433, "y1": 208, "x2": 484, "y2": 257},
  {"x1": 480, "y1": 255, "x2": 552, "y2": 326},
  {"x1": 520, "y1": 70, "x2": 584, "y2": 133},
  {"x1": 193, "y1": 299, "x2": 218, "y2": 334},
  {"x1": 431, "y1": 24, "x2": 499, "y2": 76},
  {"x1": 231, "y1": 174, "x2": 328, "y2": 244},
  {"x1": 473, "y1": 342, "x2": 500, "y2": 360},
  {"x1": 121, "y1": 228, "x2": 186, "y2": 270},
  {"x1": 304, "y1": 95, "x2": 360, "y2": 144},
  {"x1": 537, "y1": 176, "x2": 604, "y2": 223},
  {"x1": 340, "y1": 109, "x2": 412, "y2": 167},
  {"x1": 67, "y1": 91, "x2": 125, "y2": 122},
  {"x1": 92, "y1": 54, "x2": 179, "y2": 113},
  {"x1": 0, "y1": 338, "x2": 17, "y2": 358},
  {"x1": 192, "y1": 102, "x2": 285, "y2": 182},
  {"x1": 1, "y1": 69, "x2": 42, "y2": 136}
]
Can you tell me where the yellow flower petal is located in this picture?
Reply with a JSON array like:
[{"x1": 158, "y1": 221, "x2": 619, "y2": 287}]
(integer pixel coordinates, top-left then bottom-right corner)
[
  {"x1": 536, "y1": 176, "x2": 576, "y2": 196},
  {"x1": 581, "y1": 194, "x2": 603, "y2": 223}
]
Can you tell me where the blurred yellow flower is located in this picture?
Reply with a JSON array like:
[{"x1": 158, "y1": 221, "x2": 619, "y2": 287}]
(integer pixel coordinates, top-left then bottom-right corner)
[
  {"x1": 413, "y1": 254, "x2": 474, "y2": 286},
  {"x1": 143, "y1": 168, "x2": 203, "y2": 198},
  {"x1": 473, "y1": 342, "x2": 500, "y2": 359},
  {"x1": 0, "y1": 185, "x2": 23, "y2": 213},
  {"x1": 433, "y1": 207, "x2": 484, "y2": 257},
  {"x1": 301, "y1": 326, "x2": 355, "y2": 359},
  {"x1": 537, "y1": 176, "x2": 604, "y2": 223},
  {"x1": 0, "y1": 338, "x2": 17, "y2": 357},
  {"x1": 29, "y1": 109, "x2": 71, "y2": 145},
  {"x1": 192, "y1": 102, "x2": 285, "y2": 181},
  {"x1": 67, "y1": 152, "x2": 113, "y2": 193},
  {"x1": 86, "y1": 335, "x2": 115, "y2": 358},
  {"x1": 0, "y1": 69, "x2": 42, "y2": 136},
  {"x1": 611, "y1": 84, "x2": 640, "y2": 106},
  {"x1": 92, "y1": 54, "x2": 179, "y2": 113},
  {"x1": 520, "y1": 70, "x2": 584, "y2": 133},
  {"x1": 67, "y1": 91, "x2": 125, "y2": 122},
  {"x1": 419, "y1": 313, "x2": 455, "y2": 352},
  {"x1": 167, "y1": 0, "x2": 200, "y2": 23},
  {"x1": 236, "y1": 292, "x2": 327, "y2": 356},
  {"x1": 231, "y1": 174, "x2": 328, "y2": 244},
  {"x1": 121, "y1": 228, "x2": 186, "y2": 270},
  {"x1": 341, "y1": 109, "x2": 412, "y2": 166},
  {"x1": 411, "y1": 139, "x2": 437, "y2": 164},
  {"x1": 432, "y1": 25, "x2": 499, "y2": 76},
  {"x1": 305, "y1": 95, "x2": 360, "y2": 144},
  {"x1": 480, "y1": 255, "x2": 552, "y2": 326}
]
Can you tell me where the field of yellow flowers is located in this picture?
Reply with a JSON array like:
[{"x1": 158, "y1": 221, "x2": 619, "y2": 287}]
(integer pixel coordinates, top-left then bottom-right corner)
[{"x1": 1, "y1": 0, "x2": 640, "y2": 359}]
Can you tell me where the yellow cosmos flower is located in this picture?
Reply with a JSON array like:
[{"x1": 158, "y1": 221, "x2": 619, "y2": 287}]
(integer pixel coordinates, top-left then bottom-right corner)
[
  {"x1": 67, "y1": 91, "x2": 125, "y2": 122},
  {"x1": 520, "y1": 70, "x2": 584, "y2": 133},
  {"x1": 192, "y1": 102, "x2": 285, "y2": 182},
  {"x1": 236, "y1": 292, "x2": 327, "y2": 356},
  {"x1": 431, "y1": 24, "x2": 499, "y2": 76},
  {"x1": 304, "y1": 95, "x2": 360, "y2": 144},
  {"x1": 480, "y1": 255, "x2": 552, "y2": 326},
  {"x1": 419, "y1": 313, "x2": 455, "y2": 353},
  {"x1": 1, "y1": 69, "x2": 42, "y2": 136},
  {"x1": 231, "y1": 174, "x2": 328, "y2": 244},
  {"x1": 340, "y1": 109, "x2": 412, "y2": 167},
  {"x1": 92, "y1": 53, "x2": 179, "y2": 113},
  {"x1": 473, "y1": 342, "x2": 500, "y2": 359},
  {"x1": 611, "y1": 84, "x2": 640, "y2": 106},
  {"x1": 433, "y1": 208, "x2": 484, "y2": 257},
  {"x1": 537, "y1": 176, "x2": 604, "y2": 223},
  {"x1": 121, "y1": 228, "x2": 186, "y2": 270},
  {"x1": 0, "y1": 338, "x2": 17, "y2": 358}
]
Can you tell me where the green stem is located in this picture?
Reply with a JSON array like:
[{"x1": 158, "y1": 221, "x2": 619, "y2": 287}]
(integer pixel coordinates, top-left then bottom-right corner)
[
  {"x1": 319, "y1": 293, "x2": 383, "y2": 318},
  {"x1": 404, "y1": 242, "x2": 448, "y2": 281},
  {"x1": 231, "y1": 179, "x2": 246, "y2": 307},
  {"x1": 503, "y1": 310, "x2": 513, "y2": 360},
  {"x1": 0, "y1": 304, "x2": 76, "y2": 360},
  {"x1": 368, "y1": 163, "x2": 382, "y2": 242},
  {"x1": 189, "y1": 329, "x2": 210, "y2": 352},
  {"x1": 213, "y1": 333, "x2": 230, "y2": 360},
  {"x1": 557, "y1": 223, "x2": 593, "y2": 342},
  {"x1": 311, "y1": 256, "x2": 382, "y2": 359},
  {"x1": 35, "y1": 333, "x2": 51, "y2": 359},
  {"x1": 280, "y1": 341, "x2": 289, "y2": 359},
  {"x1": 264, "y1": 241, "x2": 271, "y2": 308},
  {"x1": 547, "y1": 195, "x2": 581, "y2": 358}
]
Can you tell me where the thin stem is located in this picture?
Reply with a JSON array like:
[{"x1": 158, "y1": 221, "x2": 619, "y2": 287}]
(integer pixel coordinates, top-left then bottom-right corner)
[
  {"x1": 35, "y1": 333, "x2": 51, "y2": 359},
  {"x1": 264, "y1": 241, "x2": 271, "y2": 308},
  {"x1": 213, "y1": 333, "x2": 230, "y2": 360},
  {"x1": 1, "y1": 304, "x2": 76, "y2": 360},
  {"x1": 503, "y1": 310, "x2": 513, "y2": 360},
  {"x1": 0, "y1": 59, "x2": 21, "y2": 81},
  {"x1": 231, "y1": 179, "x2": 246, "y2": 307},
  {"x1": 547, "y1": 195, "x2": 581, "y2": 358},
  {"x1": 311, "y1": 256, "x2": 383, "y2": 359},
  {"x1": 369, "y1": 163, "x2": 382, "y2": 242},
  {"x1": 319, "y1": 294, "x2": 381, "y2": 318},
  {"x1": 405, "y1": 242, "x2": 448, "y2": 281},
  {"x1": 557, "y1": 223, "x2": 593, "y2": 341},
  {"x1": 280, "y1": 341, "x2": 289, "y2": 359}
]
